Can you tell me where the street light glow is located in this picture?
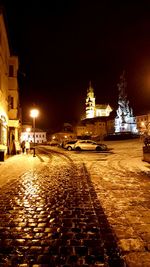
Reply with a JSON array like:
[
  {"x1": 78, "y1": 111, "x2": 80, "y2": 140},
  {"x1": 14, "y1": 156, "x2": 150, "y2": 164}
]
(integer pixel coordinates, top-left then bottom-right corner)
[
  {"x1": 30, "y1": 109, "x2": 39, "y2": 118},
  {"x1": 30, "y1": 108, "x2": 39, "y2": 157},
  {"x1": 26, "y1": 127, "x2": 31, "y2": 132}
]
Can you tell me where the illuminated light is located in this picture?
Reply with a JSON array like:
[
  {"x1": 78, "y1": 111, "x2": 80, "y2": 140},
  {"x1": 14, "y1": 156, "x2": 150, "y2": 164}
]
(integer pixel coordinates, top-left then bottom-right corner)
[
  {"x1": 141, "y1": 122, "x2": 145, "y2": 127},
  {"x1": 87, "y1": 109, "x2": 94, "y2": 118},
  {"x1": 30, "y1": 108, "x2": 39, "y2": 157},
  {"x1": 26, "y1": 127, "x2": 31, "y2": 132},
  {"x1": 30, "y1": 109, "x2": 39, "y2": 118}
]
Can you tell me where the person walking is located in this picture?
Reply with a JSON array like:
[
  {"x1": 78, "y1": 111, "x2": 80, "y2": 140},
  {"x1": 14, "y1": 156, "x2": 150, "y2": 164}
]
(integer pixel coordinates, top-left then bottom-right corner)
[
  {"x1": 21, "y1": 140, "x2": 25, "y2": 154},
  {"x1": 25, "y1": 140, "x2": 30, "y2": 154}
]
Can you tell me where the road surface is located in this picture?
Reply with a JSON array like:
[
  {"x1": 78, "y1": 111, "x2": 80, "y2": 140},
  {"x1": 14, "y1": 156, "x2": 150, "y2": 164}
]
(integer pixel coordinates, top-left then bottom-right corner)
[{"x1": 0, "y1": 138, "x2": 149, "y2": 266}]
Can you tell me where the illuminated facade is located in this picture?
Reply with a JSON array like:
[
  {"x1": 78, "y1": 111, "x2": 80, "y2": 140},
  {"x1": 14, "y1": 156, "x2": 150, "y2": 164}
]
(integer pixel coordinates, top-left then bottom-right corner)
[
  {"x1": 0, "y1": 10, "x2": 21, "y2": 155},
  {"x1": 21, "y1": 127, "x2": 47, "y2": 144},
  {"x1": 75, "y1": 119, "x2": 107, "y2": 140},
  {"x1": 8, "y1": 56, "x2": 21, "y2": 154},
  {"x1": 86, "y1": 82, "x2": 112, "y2": 119},
  {"x1": 51, "y1": 132, "x2": 76, "y2": 144},
  {"x1": 0, "y1": 11, "x2": 10, "y2": 153},
  {"x1": 115, "y1": 71, "x2": 138, "y2": 134},
  {"x1": 136, "y1": 113, "x2": 150, "y2": 135}
]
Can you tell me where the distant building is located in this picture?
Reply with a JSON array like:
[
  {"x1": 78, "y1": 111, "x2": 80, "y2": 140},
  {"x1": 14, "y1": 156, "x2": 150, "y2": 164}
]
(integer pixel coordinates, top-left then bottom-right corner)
[
  {"x1": 51, "y1": 131, "x2": 77, "y2": 144},
  {"x1": 21, "y1": 125, "x2": 47, "y2": 144},
  {"x1": 136, "y1": 113, "x2": 150, "y2": 135},
  {"x1": 75, "y1": 82, "x2": 113, "y2": 140},
  {"x1": 85, "y1": 82, "x2": 112, "y2": 119},
  {"x1": 75, "y1": 117, "x2": 108, "y2": 141}
]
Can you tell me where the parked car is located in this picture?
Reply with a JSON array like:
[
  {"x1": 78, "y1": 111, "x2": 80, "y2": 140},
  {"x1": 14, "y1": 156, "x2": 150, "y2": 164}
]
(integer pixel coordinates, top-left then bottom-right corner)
[
  {"x1": 63, "y1": 140, "x2": 77, "y2": 151},
  {"x1": 47, "y1": 140, "x2": 59, "y2": 146},
  {"x1": 74, "y1": 140, "x2": 108, "y2": 151},
  {"x1": 144, "y1": 136, "x2": 150, "y2": 146}
]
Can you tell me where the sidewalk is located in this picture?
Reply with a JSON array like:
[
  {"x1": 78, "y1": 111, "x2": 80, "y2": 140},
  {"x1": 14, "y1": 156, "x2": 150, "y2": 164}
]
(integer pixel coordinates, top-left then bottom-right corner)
[{"x1": 0, "y1": 153, "x2": 41, "y2": 188}]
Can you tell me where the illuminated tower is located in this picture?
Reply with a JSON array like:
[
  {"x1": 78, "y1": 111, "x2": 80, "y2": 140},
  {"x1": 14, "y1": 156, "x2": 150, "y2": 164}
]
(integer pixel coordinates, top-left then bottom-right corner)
[{"x1": 86, "y1": 82, "x2": 96, "y2": 118}]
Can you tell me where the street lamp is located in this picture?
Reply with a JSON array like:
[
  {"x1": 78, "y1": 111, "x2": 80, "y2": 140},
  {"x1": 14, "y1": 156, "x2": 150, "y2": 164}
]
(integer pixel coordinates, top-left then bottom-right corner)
[{"x1": 30, "y1": 109, "x2": 39, "y2": 157}]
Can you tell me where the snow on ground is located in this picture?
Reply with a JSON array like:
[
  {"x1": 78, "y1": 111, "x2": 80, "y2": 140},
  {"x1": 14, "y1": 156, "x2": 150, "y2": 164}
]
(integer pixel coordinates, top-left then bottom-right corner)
[
  {"x1": 103, "y1": 138, "x2": 150, "y2": 173},
  {"x1": 81, "y1": 139, "x2": 150, "y2": 266},
  {"x1": 0, "y1": 139, "x2": 150, "y2": 266}
]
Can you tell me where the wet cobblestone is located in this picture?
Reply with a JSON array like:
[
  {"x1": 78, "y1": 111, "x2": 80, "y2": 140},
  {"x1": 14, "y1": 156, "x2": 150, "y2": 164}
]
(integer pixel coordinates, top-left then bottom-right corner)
[{"x1": 0, "y1": 152, "x2": 125, "y2": 266}]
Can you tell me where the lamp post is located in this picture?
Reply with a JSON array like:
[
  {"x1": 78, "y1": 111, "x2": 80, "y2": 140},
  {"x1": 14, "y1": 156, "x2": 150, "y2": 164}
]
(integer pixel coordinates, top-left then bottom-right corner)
[{"x1": 30, "y1": 109, "x2": 39, "y2": 157}]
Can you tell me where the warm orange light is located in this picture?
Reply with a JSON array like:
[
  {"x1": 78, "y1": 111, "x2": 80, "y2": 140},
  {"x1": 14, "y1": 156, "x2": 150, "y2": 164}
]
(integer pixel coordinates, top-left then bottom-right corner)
[
  {"x1": 26, "y1": 127, "x2": 31, "y2": 132},
  {"x1": 30, "y1": 109, "x2": 39, "y2": 118}
]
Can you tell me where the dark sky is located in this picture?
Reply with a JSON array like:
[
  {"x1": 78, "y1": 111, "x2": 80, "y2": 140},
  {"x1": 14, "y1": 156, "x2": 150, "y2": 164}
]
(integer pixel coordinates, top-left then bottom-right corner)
[{"x1": 1, "y1": 0, "x2": 150, "y2": 130}]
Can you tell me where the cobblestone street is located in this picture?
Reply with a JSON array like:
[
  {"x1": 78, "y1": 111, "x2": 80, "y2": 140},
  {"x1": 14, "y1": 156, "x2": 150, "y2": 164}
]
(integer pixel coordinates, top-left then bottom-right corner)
[
  {"x1": 0, "y1": 151, "x2": 124, "y2": 267},
  {"x1": 0, "y1": 139, "x2": 150, "y2": 267}
]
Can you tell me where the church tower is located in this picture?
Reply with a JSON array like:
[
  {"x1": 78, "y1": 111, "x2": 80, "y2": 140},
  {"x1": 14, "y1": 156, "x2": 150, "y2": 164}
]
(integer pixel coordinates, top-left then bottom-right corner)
[{"x1": 86, "y1": 82, "x2": 96, "y2": 118}]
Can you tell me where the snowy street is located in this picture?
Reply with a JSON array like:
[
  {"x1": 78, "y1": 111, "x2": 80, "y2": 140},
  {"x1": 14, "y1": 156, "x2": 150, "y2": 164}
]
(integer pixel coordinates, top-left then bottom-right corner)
[
  {"x1": 0, "y1": 138, "x2": 150, "y2": 266},
  {"x1": 69, "y1": 139, "x2": 150, "y2": 266}
]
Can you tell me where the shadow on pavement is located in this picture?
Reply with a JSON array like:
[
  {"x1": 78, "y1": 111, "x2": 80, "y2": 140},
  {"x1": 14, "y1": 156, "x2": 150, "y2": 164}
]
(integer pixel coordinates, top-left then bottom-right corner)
[{"x1": 83, "y1": 163, "x2": 126, "y2": 267}]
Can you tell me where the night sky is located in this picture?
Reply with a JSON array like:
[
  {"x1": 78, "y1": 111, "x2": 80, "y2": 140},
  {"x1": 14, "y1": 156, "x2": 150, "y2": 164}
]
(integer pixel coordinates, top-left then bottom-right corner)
[{"x1": 1, "y1": 0, "x2": 150, "y2": 130}]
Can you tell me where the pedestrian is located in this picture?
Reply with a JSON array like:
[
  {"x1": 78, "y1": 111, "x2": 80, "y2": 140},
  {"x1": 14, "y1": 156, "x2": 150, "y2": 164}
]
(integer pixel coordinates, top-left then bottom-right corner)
[
  {"x1": 21, "y1": 140, "x2": 25, "y2": 153},
  {"x1": 25, "y1": 140, "x2": 30, "y2": 154}
]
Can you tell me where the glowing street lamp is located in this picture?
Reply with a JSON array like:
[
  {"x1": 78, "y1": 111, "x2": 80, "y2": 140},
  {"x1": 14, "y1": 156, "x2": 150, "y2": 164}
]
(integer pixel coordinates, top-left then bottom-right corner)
[
  {"x1": 30, "y1": 109, "x2": 39, "y2": 157},
  {"x1": 26, "y1": 127, "x2": 31, "y2": 133}
]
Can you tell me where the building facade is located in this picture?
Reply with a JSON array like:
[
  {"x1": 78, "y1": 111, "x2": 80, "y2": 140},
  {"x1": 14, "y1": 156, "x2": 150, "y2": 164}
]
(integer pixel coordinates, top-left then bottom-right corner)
[
  {"x1": 51, "y1": 131, "x2": 77, "y2": 144},
  {"x1": 0, "y1": 10, "x2": 21, "y2": 155},
  {"x1": 21, "y1": 125, "x2": 47, "y2": 144},
  {"x1": 8, "y1": 56, "x2": 21, "y2": 154},
  {"x1": 85, "y1": 82, "x2": 112, "y2": 119},
  {"x1": 136, "y1": 113, "x2": 150, "y2": 136},
  {"x1": 75, "y1": 118, "x2": 108, "y2": 141}
]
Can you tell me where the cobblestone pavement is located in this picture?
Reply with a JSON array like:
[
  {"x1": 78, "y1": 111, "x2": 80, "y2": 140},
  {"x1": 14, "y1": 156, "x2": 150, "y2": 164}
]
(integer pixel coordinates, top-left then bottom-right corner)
[
  {"x1": 67, "y1": 139, "x2": 150, "y2": 267},
  {"x1": 0, "y1": 150, "x2": 125, "y2": 267}
]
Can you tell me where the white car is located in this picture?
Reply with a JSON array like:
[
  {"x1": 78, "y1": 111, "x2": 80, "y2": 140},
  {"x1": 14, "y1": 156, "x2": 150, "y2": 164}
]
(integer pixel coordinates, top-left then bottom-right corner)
[
  {"x1": 74, "y1": 140, "x2": 108, "y2": 151},
  {"x1": 63, "y1": 140, "x2": 77, "y2": 151}
]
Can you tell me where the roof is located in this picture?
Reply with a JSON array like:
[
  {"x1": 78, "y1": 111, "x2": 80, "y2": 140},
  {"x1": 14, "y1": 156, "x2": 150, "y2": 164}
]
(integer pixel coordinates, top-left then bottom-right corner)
[
  {"x1": 80, "y1": 117, "x2": 108, "y2": 124},
  {"x1": 22, "y1": 128, "x2": 46, "y2": 133},
  {"x1": 95, "y1": 104, "x2": 112, "y2": 109}
]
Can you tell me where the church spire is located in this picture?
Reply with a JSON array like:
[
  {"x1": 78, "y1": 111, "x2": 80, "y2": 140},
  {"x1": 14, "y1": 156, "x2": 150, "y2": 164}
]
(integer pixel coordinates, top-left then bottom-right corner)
[{"x1": 86, "y1": 82, "x2": 95, "y2": 118}]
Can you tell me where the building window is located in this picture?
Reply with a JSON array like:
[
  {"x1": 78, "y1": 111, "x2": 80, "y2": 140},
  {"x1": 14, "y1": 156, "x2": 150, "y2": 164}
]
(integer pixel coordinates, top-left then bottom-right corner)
[
  {"x1": 9, "y1": 65, "x2": 14, "y2": 77},
  {"x1": 10, "y1": 97, "x2": 13, "y2": 109},
  {"x1": 8, "y1": 96, "x2": 14, "y2": 110}
]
